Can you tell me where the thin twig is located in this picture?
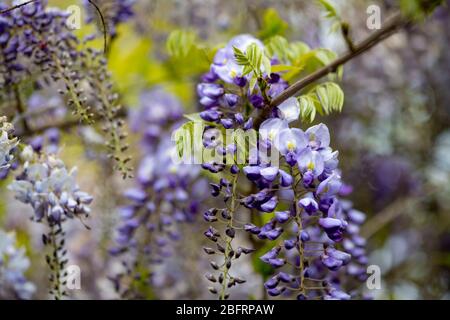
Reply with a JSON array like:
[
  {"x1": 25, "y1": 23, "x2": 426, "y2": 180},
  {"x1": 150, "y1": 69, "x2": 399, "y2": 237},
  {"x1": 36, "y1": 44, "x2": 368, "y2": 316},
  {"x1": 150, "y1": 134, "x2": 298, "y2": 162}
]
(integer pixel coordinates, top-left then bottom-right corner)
[
  {"x1": 87, "y1": 0, "x2": 109, "y2": 54},
  {"x1": 0, "y1": 0, "x2": 37, "y2": 15},
  {"x1": 269, "y1": 13, "x2": 408, "y2": 108}
]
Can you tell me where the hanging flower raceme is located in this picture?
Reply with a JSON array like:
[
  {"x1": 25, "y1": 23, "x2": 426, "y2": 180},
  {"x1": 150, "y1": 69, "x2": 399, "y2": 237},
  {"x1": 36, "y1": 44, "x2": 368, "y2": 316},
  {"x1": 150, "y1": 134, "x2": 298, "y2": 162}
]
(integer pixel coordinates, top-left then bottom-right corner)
[
  {"x1": 0, "y1": 0, "x2": 132, "y2": 177},
  {"x1": 8, "y1": 146, "x2": 92, "y2": 299},
  {"x1": 0, "y1": 230, "x2": 36, "y2": 300},
  {"x1": 241, "y1": 116, "x2": 369, "y2": 300},
  {"x1": 195, "y1": 33, "x2": 368, "y2": 300},
  {"x1": 110, "y1": 89, "x2": 205, "y2": 299}
]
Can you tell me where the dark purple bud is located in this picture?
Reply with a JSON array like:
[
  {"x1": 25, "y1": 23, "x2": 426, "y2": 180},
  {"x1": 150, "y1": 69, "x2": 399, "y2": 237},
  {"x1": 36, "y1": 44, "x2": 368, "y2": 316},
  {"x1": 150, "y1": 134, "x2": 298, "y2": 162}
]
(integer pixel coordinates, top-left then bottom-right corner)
[
  {"x1": 260, "y1": 247, "x2": 280, "y2": 263},
  {"x1": 234, "y1": 113, "x2": 244, "y2": 124},
  {"x1": 298, "y1": 197, "x2": 318, "y2": 215},
  {"x1": 201, "y1": 70, "x2": 218, "y2": 82},
  {"x1": 243, "y1": 117, "x2": 253, "y2": 130},
  {"x1": 230, "y1": 164, "x2": 240, "y2": 174},
  {"x1": 240, "y1": 247, "x2": 256, "y2": 254},
  {"x1": 234, "y1": 76, "x2": 247, "y2": 87},
  {"x1": 268, "y1": 73, "x2": 281, "y2": 83},
  {"x1": 302, "y1": 171, "x2": 314, "y2": 187},
  {"x1": 243, "y1": 166, "x2": 261, "y2": 181},
  {"x1": 321, "y1": 255, "x2": 344, "y2": 271},
  {"x1": 203, "y1": 247, "x2": 215, "y2": 255},
  {"x1": 244, "y1": 223, "x2": 260, "y2": 234},
  {"x1": 264, "y1": 276, "x2": 279, "y2": 289},
  {"x1": 210, "y1": 183, "x2": 221, "y2": 197},
  {"x1": 225, "y1": 227, "x2": 235, "y2": 238},
  {"x1": 260, "y1": 196, "x2": 278, "y2": 212},
  {"x1": 200, "y1": 110, "x2": 222, "y2": 122},
  {"x1": 284, "y1": 239, "x2": 296, "y2": 250},
  {"x1": 300, "y1": 230, "x2": 310, "y2": 242},
  {"x1": 266, "y1": 227, "x2": 283, "y2": 240},
  {"x1": 279, "y1": 169, "x2": 293, "y2": 187},
  {"x1": 220, "y1": 118, "x2": 234, "y2": 129},
  {"x1": 268, "y1": 258, "x2": 286, "y2": 268},
  {"x1": 267, "y1": 287, "x2": 285, "y2": 296},
  {"x1": 224, "y1": 93, "x2": 239, "y2": 107},
  {"x1": 197, "y1": 83, "x2": 224, "y2": 98},
  {"x1": 275, "y1": 211, "x2": 290, "y2": 223},
  {"x1": 250, "y1": 94, "x2": 265, "y2": 109},
  {"x1": 199, "y1": 96, "x2": 218, "y2": 108},
  {"x1": 326, "y1": 247, "x2": 351, "y2": 265},
  {"x1": 30, "y1": 136, "x2": 44, "y2": 152},
  {"x1": 278, "y1": 272, "x2": 293, "y2": 283}
]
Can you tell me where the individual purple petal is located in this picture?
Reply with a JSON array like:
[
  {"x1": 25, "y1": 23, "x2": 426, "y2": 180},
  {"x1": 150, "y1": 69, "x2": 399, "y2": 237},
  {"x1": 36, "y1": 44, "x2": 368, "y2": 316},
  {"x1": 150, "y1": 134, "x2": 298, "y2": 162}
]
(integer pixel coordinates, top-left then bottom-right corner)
[
  {"x1": 260, "y1": 166, "x2": 279, "y2": 182},
  {"x1": 317, "y1": 174, "x2": 342, "y2": 199},
  {"x1": 326, "y1": 247, "x2": 351, "y2": 264},
  {"x1": 260, "y1": 247, "x2": 280, "y2": 263},
  {"x1": 321, "y1": 255, "x2": 343, "y2": 271},
  {"x1": 259, "y1": 118, "x2": 289, "y2": 143},
  {"x1": 275, "y1": 211, "x2": 290, "y2": 223},
  {"x1": 298, "y1": 197, "x2": 319, "y2": 215},
  {"x1": 348, "y1": 209, "x2": 366, "y2": 225},
  {"x1": 268, "y1": 258, "x2": 286, "y2": 268},
  {"x1": 260, "y1": 196, "x2": 278, "y2": 212},
  {"x1": 264, "y1": 276, "x2": 280, "y2": 289},
  {"x1": 200, "y1": 110, "x2": 222, "y2": 122},
  {"x1": 243, "y1": 166, "x2": 261, "y2": 181},
  {"x1": 279, "y1": 169, "x2": 293, "y2": 187},
  {"x1": 284, "y1": 239, "x2": 296, "y2": 250},
  {"x1": 224, "y1": 93, "x2": 239, "y2": 107},
  {"x1": 266, "y1": 227, "x2": 283, "y2": 240},
  {"x1": 305, "y1": 123, "x2": 331, "y2": 150},
  {"x1": 297, "y1": 148, "x2": 324, "y2": 178},
  {"x1": 274, "y1": 128, "x2": 308, "y2": 164},
  {"x1": 197, "y1": 83, "x2": 224, "y2": 98}
]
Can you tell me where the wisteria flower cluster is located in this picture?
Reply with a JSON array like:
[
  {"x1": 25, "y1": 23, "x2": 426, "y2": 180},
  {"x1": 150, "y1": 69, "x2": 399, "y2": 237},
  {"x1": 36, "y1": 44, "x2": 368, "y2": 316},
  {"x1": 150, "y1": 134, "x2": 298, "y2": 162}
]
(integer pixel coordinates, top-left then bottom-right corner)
[
  {"x1": 110, "y1": 89, "x2": 204, "y2": 298},
  {"x1": 196, "y1": 34, "x2": 368, "y2": 300},
  {"x1": 0, "y1": 0, "x2": 132, "y2": 177},
  {"x1": 0, "y1": 230, "x2": 35, "y2": 299},
  {"x1": 243, "y1": 120, "x2": 368, "y2": 300},
  {"x1": 8, "y1": 146, "x2": 93, "y2": 299}
]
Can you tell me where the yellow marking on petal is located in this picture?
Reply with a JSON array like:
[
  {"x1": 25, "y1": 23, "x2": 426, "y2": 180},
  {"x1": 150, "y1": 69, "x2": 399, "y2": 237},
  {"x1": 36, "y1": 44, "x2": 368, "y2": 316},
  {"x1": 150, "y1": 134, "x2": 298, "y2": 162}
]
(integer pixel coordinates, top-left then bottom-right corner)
[
  {"x1": 307, "y1": 161, "x2": 315, "y2": 171},
  {"x1": 287, "y1": 140, "x2": 296, "y2": 151},
  {"x1": 268, "y1": 130, "x2": 276, "y2": 141},
  {"x1": 230, "y1": 69, "x2": 237, "y2": 78}
]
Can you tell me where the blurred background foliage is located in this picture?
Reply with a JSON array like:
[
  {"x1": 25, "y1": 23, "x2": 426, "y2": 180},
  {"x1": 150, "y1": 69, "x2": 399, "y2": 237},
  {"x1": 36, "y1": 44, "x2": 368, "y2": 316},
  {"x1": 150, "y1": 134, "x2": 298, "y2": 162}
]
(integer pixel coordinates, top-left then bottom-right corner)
[{"x1": 1, "y1": 0, "x2": 449, "y2": 299}]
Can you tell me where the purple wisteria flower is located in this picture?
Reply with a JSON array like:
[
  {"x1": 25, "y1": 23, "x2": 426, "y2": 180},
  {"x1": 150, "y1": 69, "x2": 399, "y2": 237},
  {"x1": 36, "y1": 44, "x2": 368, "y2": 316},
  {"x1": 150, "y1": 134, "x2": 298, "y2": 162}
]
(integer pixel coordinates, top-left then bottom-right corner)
[
  {"x1": 0, "y1": 230, "x2": 36, "y2": 300},
  {"x1": 274, "y1": 128, "x2": 308, "y2": 166},
  {"x1": 243, "y1": 120, "x2": 368, "y2": 299}
]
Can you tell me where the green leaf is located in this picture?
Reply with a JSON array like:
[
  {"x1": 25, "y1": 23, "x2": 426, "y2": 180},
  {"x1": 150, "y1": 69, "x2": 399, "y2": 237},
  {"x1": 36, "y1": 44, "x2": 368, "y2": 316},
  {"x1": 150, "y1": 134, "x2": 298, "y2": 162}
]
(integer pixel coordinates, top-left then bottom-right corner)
[
  {"x1": 233, "y1": 43, "x2": 264, "y2": 77},
  {"x1": 265, "y1": 36, "x2": 310, "y2": 65},
  {"x1": 298, "y1": 95, "x2": 318, "y2": 122},
  {"x1": 316, "y1": 0, "x2": 339, "y2": 19},
  {"x1": 296, "y1": 82, "x2": 344, "y2": 122},
  {"x1": 314, "y1": 82, "x2": 344, "y2": 114},
  {"x1": 166, "y1": 30, "x2": 197, "y2": 58},
  {"x1": 258, "y1": 8, "x2": 288, "y2": 40}
]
